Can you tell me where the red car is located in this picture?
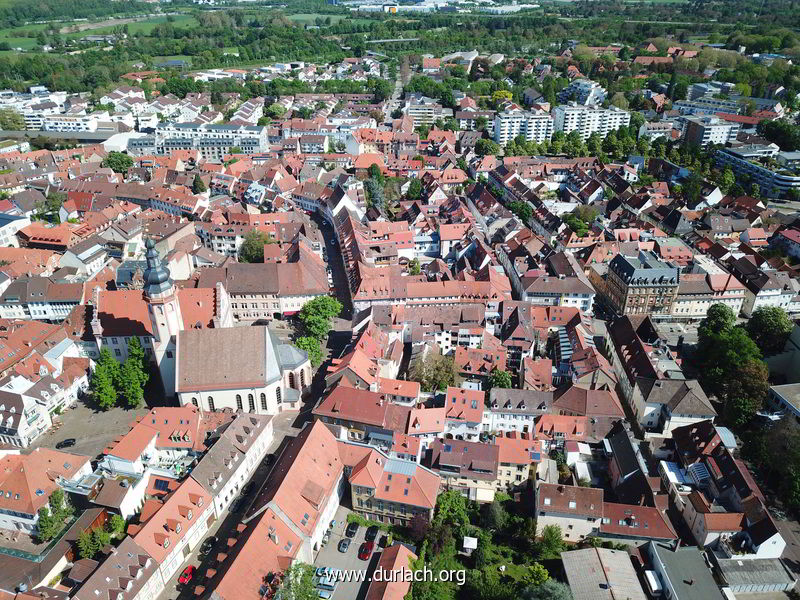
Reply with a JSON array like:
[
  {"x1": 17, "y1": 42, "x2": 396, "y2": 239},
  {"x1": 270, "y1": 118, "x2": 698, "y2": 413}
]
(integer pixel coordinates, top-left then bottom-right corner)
[
  {"x1": 358, "y1": 541, "x2": 374, "y2": 561},
  {"x1": 178, "y1": 565, "x2": 195, "y2": 585}
]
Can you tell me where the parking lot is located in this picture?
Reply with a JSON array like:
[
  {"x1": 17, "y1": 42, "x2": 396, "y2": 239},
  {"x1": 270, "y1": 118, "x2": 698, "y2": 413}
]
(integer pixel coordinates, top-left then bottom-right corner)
[
  {"x1": 313, "y1": 506, "x2": 380, "y2": 600},
  {"x1": 29, "y1": 398, "x2": 149, "y2": 459}
]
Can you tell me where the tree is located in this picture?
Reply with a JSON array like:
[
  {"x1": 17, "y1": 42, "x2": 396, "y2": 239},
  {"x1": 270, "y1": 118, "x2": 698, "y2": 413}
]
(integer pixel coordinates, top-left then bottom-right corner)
[
  {"x1": 109, "y1": 514, "x2": 126, "y2": 536},
  {"x1": 409, "y1": 513, "x2": 430, "y2": 543},
  {"x1": 433, "y1": 490, "x2": 469, "y2": 532},
  {"x1": 238, "y1": 230, "x2": 274, "y2": 263},
  {"x1": 368, "y1": 163, "x2": 384, "y2": 184},
  {"x1": 265, "y1": 103, "x2": 287, "y2": 119},
  {"x1": 295, "y1": 336, "x2": 323, "y2": 367},
  {"x1": 521, "y1": 579, "x2": 573, "y2": 600},
  {"x1": 407, "y1": 178, "x2": 423, "y2": 200},
  {"x1": 92, "y1": 527, "x2": 111, "y2": 550},
  {"x1": 536, "y1": 524, "x2": 565, "y2": 559},
  {"x1": 697, "y1": 303, "x2": 762, "y2": 401},
  {"x1": 482, "y1": 499, "x2": 507, "y2": 531},
  {"x1": 610, "y1": 92, "x2": 629, "y2": 109},
  {"x1": 102, "y1": 151, "x2": 133, "y2": 174},
  {"x1": 747, "y1": 306, "x2": 792, "y2": 355},
  {"x1": 278, "y1": 562, "x2": 316, "y2": 600},
  {"x1": 298, "y1": 296, "x2": 342, "y2": 343},
  {"x1": 300, "y1": 296, "x2": 342, "y2": 324},
  {"x1": 409, "y1": 258, "x2": 421, "y2": 275},
  {"x1": 475, "y1": 138, "x2": 501, "y2": 157},
  {"x1": 126, "y1": 337, "x2": 149, "y2": 388},
  {"x1": 488, "y1": 369, "x2": 512, "y2": 390},
  {"x1": 410, "y1": 352, "x2": 459, "y2": 392},
  {"x1": 192, "y1": 174, "x2": 207, "y2": 194},
  {"x1": 49, "y1": 488, "x2": 72, "y2": 522},
  {"x1": 119, "y1": 359, "x2": 145, "y2": 408},
  {"x1": 491, "y1": 90, "x2": 513, "y2": 106},
  {"x1": 36, "y1": 507, "x2": 59, "y2": 542},
  {"x1": 0, "y1": 108, "x2": 24, "y2": 130},
  {"x1": 90, "y1": 361, "x2": 117, "y2": 410},
  {"x1": 719, "y1": 166, "x2": 736, "y2": 193},
  {"x1": 523, "y1": 563, "x2": 550, "y2": 587},
  {"x1": 508, "y1": 200, "x2": 533, "y2": 223},
  {"x1": 724, "y1": 359, "x2": 769, "y2": 427},
  {"x1": 78, "y1": 529, "x2": 100, "y2": 559}
]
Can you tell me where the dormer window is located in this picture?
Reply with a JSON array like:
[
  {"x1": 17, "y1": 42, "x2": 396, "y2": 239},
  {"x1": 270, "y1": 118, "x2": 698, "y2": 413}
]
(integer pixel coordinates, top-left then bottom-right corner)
[{"x1": 163, "y1": 539, "x2": 169, "y2": 549}]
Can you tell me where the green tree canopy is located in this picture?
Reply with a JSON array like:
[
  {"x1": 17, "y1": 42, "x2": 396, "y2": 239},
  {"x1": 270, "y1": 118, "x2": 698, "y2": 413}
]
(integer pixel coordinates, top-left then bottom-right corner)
[
  {"x1": 410, "y1": 352, "x2": 459, "y2": 392},
  {"x1": 488, "y1": 369, "x2": 513, "y2": 390},
  {"x1": 238, "y1": 230, "x2": 274, "y2": 263},
  {"x1": 0, "y1": 108, "x2": 24, "y2": 130},
  {"x1": 536, "y1": 524, "x2": 565, "y2": 559},
  {"x1": 521, "y1": 579, "x2": 573, "y2": 600},
  {"x1": 278, "y1": 562, "x2": 316, "y2": 600},
  {"x1": 407, "y1": 178, "x2": 423, "y2": 200},
  {"x1": 78, "y1": 529, "x2": 100, "y2": 559},
  {"x1": 295, "y1": 336, "x2": 323, "y2": 367},
  {"x1": 102, "y1": 151, "x2": 134, "y2": 174},
  {"x1": 192, "y1": 173, "x2": 207, "y2": 194},
  {"x1": 475, "y1": 138, "x2": 501, "y2": 157},
  {"x1": 746, "y1": 306, "x2": 792, "y2": 355}
]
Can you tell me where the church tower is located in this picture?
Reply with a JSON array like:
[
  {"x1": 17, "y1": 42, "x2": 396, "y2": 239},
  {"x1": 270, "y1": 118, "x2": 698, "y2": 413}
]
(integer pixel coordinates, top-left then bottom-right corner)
[{"x1": 143, "y1": 238, "x2": 182, "y2": 396}]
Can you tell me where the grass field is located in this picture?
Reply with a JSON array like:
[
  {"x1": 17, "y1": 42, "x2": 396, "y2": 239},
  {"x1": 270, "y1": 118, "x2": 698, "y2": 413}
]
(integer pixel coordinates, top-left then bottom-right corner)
[{"x1": 63, "y1": 14, "x2": 198, "y2": 38}]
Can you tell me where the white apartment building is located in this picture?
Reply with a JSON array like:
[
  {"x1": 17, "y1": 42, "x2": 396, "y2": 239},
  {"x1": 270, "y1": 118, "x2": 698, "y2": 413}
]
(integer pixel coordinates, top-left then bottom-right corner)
[
  {"x1": 682, "y1": 115, "x2": 740, "y2": 148},
  {"x1": 715, "y1": 145, "x2": 800, "y2": 198},
  {"x1": 42, "y1": 112, "x2": 107, "y2": 132},
  {"x1": 553, "y1": 103, "x2": 630, "y2": 140},
  {"x1": 404, "y1": 94, "x2": 444, "y2": 127},
  {"x1": 155, "y1": 123, "x2": 269, "y2": 160},
  {"x1": 494, "y1": 109, "x2": 554, "y2": 145},
  {"x1": 557, "y1": 79, "x2": 607, "y2": 105}
]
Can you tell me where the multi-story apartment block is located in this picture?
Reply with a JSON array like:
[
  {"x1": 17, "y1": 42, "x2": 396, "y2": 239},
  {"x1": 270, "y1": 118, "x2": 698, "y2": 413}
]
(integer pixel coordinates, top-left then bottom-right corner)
[
  {"x1": 715, "y1": 145, "x2": 800, "y2": 198},
  {"x1": 605, "y1": 251, "x2": 680, "y2": 316},
  {"x1": 557, "y1": 79, "x2": 607, "y2": 105},
  {"x1": 553, "y1": 104, "x2": 630, "y2": 140},
  {"x1": 404, "y1": 94, "x2": 444, "y2": 127},
  {"x1": 456, "y1": 110, "x2": 496, "y2": 136},
  {"x1": 493, "y1": 109, "x2": 554, "y2": 145},
  {"x1": 682, "y1": 115, "x2": 740, "y2": 148},
  {"x1": 154, "y1": 123, "x2": 269, "y2": 161},
  {"x1": 674, "y1": 97, "x2": 742, "y2": 115}
]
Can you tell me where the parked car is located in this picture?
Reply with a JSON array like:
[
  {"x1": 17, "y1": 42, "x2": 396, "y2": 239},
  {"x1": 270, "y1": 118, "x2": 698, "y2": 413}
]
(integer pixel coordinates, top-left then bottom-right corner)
[
  {"x1": 316, "y1": 567, "x2": 331, "y2": 578},
  {"x1": 199, "y1": 536, "x2": 217, "y2": 556},
  {"x1": 358, "y1": 541, "x2": 374, "y2": 561},
  {"x1": 329, "y1": 519, "x2": 337, "y2": 529},
  {"x1": 317, "y1": 591, "x2": 332, "y2": 599},
  {"x1": 317, "y1": 575, "x2": 337, "y2": 591},
  {"x1": 379, "y1": 534, "x2": 388, "y2": 548},
  {"x1": 322, "y1": 532, "x2": 330, "y2": 546},
  {"x1": 345, "y1": 522, "x2": 359, "y2": 538},
  {"x1": 365, "y1": 525, "x2": 379, "y2": 542},
  {"x1": 241, "y1": 481, "x2": 255, "y2": 496},
  {"x1": 55, "y1": 438, "x2": 75, "y2": 449},
  {"x1": 178, "y1": 565, "x2": 195, "y2": 585},
  {"x1": 338, "y1": 538, "x2": 351, "y2": 553}
]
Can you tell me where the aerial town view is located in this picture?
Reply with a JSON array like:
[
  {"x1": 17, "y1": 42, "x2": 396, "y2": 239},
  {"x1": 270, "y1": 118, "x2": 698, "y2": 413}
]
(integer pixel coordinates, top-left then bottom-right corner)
[{"x1": 0, "y1": 0, "x2": 799, "y2": 599}]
